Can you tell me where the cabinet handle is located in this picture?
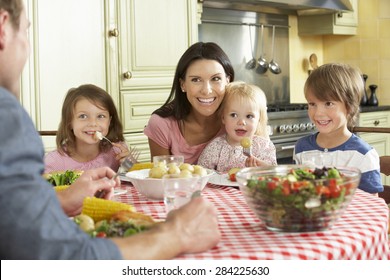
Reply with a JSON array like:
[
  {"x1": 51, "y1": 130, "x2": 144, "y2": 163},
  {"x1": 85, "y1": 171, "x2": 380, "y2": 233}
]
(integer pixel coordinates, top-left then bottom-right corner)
[
  {"x1": 123, "y1": 71, "x2": 132, "y2": 80},
  {"x1": 108, "y1": 28, "x2": 119, "y2": 37},
  {"x1": 374, "y1": 120, "x2": 380, "y2": 126}
]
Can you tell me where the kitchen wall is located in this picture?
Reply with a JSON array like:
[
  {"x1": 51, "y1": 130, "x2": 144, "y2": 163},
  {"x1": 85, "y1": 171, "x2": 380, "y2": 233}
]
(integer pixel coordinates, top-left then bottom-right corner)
[{"x1": 289, "y1": 0, "x2": 390, "y2": 106}]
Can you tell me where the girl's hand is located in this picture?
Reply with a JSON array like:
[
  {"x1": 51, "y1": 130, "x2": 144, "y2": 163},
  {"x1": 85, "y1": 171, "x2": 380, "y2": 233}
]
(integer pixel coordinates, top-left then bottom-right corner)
[
  {"x1": 112, "y1": 142, "x2": 130, "y2": 162},
  {"x1": 245, "y1": 156, "x2": 270, "y2": 167}
]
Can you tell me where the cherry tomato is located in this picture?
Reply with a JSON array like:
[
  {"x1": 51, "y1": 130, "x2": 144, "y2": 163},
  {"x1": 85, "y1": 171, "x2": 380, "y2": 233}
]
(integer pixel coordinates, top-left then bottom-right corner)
[
  {"x1": 229, "y1": 173, "x2": 236, "y2": 182},
  {"x1": 96, "y1": 232, "x2": 107, "y2": 238},
  {"x1": 316, "y1": 185, "x2": 330, "y2": 198}
]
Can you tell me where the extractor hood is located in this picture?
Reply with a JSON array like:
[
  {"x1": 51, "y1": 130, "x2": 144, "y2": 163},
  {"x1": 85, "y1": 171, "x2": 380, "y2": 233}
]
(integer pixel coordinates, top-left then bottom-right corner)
[{"x1": 201, "y1": 0, "x2": 354, "y2": 16}]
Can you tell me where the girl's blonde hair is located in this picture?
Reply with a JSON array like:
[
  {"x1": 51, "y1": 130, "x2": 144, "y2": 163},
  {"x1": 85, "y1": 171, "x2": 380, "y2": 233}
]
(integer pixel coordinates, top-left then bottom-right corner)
[
  {"x1": 56, "y1": 84, "x2": 124, "y2": 156},
  {"x1": 221, "y1": 81, "x2": 269, "y2": 138},
  {"x1": 304, "y1": 63, "x2": 363, "y2": 127}
]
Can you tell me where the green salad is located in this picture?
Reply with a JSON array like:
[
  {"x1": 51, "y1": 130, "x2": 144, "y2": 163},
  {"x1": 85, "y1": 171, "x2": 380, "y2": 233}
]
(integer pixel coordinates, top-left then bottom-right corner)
[
  {"x1": 45, "y1": 170, "x2": 82, "y2": 186},
  {"x1": 244, "y1": 167, "x2": 358, "y2": 231}
]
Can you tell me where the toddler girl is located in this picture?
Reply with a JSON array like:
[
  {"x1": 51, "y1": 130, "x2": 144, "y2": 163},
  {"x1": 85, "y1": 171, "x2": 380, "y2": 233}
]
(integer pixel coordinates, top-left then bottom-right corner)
[{"x1": 198, "y1": 81, "x2": 276, "y2": 172}]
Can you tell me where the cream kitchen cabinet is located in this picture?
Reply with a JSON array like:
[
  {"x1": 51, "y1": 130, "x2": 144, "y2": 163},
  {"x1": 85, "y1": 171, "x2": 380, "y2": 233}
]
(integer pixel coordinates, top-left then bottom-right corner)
[
  {"x1": 358, "y1": 110, "x2": 390, "y2": 185},
  {"x1": 21, "y1": 0, "x2": 199, "y2": 160},
  {"x1": 107, "y1": 0, "x2": 199, "y2": 161},
  {"x1": 298, "y1": 0, "x2": 358, "y2": 35},
  {"x1": 21, "y1": 0, "x2": 108, "y2": 152}
]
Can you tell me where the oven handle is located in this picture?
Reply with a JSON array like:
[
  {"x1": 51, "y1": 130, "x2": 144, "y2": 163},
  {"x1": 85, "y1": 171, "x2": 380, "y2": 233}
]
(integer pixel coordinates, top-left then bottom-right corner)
[{"x1": 276, "y1": 144, "x2": 295, "y2": 152}]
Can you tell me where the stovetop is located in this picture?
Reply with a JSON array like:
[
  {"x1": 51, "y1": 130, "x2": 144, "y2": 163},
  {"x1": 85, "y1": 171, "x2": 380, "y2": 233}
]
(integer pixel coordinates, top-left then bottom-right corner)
[{"x1": 267, "y1": 103, "x2": 308, "y2": 113}]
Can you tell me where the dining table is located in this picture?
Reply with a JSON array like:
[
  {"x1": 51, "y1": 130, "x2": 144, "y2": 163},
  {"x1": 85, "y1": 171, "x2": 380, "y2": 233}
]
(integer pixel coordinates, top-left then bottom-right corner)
[{"x1": 116, "y1": 181, "x2": 390, "y2": 260}]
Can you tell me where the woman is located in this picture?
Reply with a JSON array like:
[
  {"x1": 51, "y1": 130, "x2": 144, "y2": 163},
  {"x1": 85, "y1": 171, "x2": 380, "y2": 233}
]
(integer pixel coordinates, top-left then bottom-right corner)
[{"x1": 144, "y1": 42, "x2": 235, "y2": 163}]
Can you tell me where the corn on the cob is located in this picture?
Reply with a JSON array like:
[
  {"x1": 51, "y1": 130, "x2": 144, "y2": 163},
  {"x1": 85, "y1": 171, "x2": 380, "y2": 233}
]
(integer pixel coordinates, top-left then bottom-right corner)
[
  {"x1": 82, "y1": 197, "x2": 135, "y2": 222},
  {"x1": 54, "y1": 185, "x2": 70, "y2": 192},
  {"x1": 128, "y1": 162, "x2": 154, "y2": 171}
]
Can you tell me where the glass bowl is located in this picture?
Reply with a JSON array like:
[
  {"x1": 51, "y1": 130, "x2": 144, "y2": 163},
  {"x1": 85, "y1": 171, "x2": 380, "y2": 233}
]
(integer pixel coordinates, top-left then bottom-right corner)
[{"x1": 236, "y1": 165, "x2": 361, "y2": 232}]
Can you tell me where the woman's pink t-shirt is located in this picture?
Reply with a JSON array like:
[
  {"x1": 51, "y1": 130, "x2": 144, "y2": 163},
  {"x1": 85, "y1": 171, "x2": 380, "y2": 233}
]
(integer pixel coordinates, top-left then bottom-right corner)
[
  {"x1": 44, "y1": 145, "x2": 122, "y2": 173},
  {"x1": 144, "y1": 114, "x2": 225, "y2": 164}
]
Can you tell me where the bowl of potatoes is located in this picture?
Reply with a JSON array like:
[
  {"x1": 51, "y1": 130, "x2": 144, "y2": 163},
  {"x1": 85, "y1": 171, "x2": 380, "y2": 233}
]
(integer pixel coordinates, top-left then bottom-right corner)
[{"x1": 125, "y1": 155, "x2": 214, "y2": 200}]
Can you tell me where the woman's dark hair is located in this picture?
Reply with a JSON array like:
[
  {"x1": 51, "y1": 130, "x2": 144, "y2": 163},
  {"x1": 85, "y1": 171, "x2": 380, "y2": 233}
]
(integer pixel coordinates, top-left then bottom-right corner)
[
  {"x1": 56, "y1": 84, "x2": 124, "y2": 155},
  {"x1": 154, "y1": 42, "x2": 235, "y2": 120}
]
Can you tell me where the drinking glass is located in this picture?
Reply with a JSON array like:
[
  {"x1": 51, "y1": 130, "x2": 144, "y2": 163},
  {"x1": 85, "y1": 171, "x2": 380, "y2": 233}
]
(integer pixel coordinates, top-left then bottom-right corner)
[
  {"x1": 163, "y1": 176, "x2": 201, "y2": 214},
  {"x1": 296, "y1": 150, "x2": 333, "y2": 168}
]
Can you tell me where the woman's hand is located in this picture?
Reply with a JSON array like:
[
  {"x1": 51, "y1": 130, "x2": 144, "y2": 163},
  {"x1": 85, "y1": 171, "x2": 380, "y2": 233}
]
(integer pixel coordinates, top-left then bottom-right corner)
[{"x1": 56, "y1": 167, "x2": 119, "y2": 217}]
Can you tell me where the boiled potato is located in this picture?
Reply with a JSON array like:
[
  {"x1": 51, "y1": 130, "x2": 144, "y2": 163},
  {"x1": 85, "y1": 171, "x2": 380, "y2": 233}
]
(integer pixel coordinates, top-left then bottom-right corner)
[
  {"x1": 74, "y1": 214, "x2": 95, "y2": 232},
  {"x1": 149, "y1": 166, "x2": 167, "y2": 179},
  {"x1": 193, "y1": 165, "x2": 207, "y2": 176},
  {"x1": 179, "y1": 169, "x2": 193, "y2": 178},
  {"x1": 240, "y1": 137, "x2": 252, "y2": 148},
  {"x1": 179, "y1": 163, "x2": 194, "y2": 173},
  {"x1": 167, "y1": 165, "x2": 181, "y2": 175}
]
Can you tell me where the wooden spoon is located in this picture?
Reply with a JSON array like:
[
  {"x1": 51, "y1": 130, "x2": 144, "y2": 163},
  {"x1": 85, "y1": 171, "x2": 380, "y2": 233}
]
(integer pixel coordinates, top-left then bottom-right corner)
[{"x1": 309, "y1": 53, "x2": 318, "y2": 69}]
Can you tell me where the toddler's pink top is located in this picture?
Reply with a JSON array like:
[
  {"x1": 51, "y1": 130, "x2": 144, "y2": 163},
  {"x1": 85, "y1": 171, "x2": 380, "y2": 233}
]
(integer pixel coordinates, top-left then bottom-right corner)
[
  {"x1": 44, "y1": 145, "x2": 122, "y2": 173},
  {"x1": 144, "y1": 114, "x2": 225, "y2": 164},
  {"x1": 198, "y1": 134, "x2": 277, "y2": 173}
]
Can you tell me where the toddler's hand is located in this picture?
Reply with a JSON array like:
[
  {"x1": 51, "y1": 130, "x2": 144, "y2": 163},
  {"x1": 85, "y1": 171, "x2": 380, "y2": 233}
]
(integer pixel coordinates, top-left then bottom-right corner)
[{"x1": 245, "y1": 156, "x2": 270, "y2": 167}]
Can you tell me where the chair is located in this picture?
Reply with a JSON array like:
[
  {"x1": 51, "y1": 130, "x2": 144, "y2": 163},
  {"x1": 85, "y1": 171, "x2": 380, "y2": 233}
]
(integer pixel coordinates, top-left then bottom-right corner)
[{"x1": 38, "y1": 131, "x2": 57, "y2": 136}]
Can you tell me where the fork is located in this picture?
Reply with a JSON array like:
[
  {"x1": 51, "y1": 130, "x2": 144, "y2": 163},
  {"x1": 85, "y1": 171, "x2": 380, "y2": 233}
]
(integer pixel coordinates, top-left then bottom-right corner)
[
  {"x1": 243, "y1": 147, "x2": 252, "y2": 157},
  {"x1": 95, "y1": 146, "x2": 140, "y2": 197},
  {"x1": 115, "y1": 146, "x2": 141, "y2": 176}
]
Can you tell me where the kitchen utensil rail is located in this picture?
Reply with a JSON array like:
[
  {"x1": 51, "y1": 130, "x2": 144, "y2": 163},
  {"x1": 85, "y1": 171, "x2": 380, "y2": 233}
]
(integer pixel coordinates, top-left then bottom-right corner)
[{"x1": 201, "y1": 19, "x2": 290, "y2": 29}]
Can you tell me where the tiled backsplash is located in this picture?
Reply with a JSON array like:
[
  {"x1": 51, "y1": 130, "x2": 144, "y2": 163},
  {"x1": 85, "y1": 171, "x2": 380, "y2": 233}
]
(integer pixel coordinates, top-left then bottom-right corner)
[{"x1": 289, "y1": 0, "x2": 390, "y2": 106}]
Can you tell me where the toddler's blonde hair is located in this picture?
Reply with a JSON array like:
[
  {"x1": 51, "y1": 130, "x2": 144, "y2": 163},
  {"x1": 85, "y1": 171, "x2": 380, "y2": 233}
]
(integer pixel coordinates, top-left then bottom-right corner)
[{"x1": 221, "y1": 81, "x2": 269, "y2": 138}]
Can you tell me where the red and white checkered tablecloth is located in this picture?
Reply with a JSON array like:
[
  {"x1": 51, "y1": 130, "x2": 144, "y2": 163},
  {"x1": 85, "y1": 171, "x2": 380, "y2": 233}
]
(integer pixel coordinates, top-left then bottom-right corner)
[{"x1": 117, "y1": 183, "x2": 390, "y2": 260}]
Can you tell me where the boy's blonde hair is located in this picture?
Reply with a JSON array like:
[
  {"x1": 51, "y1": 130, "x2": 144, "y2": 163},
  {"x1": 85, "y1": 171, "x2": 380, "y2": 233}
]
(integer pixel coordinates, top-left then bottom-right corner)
[
  {"x1": 304, "y1": 63, "x2": 363, "y2": 127},
  {"x1": 221, "y1": 81, "x2": 269, "y2": 138}
]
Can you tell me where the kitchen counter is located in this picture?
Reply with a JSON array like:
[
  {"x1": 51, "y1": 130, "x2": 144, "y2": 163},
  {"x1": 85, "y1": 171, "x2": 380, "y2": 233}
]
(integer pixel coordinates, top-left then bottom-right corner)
[{"x1": 360, "y1": 105, "x2": 390, "y2": 113}]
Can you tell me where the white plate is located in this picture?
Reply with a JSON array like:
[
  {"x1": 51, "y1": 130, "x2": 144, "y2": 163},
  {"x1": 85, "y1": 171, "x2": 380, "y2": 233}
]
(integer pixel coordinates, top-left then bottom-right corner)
[
  {"x1": 119, "y1": 173, "x2": 132, "y2": 182},
  {"x1": 113, "y1": 189, "x2": 127, "y2": 196},
  {"x1": 208, "y1": 173, "x2": 239, "y2": 187}
]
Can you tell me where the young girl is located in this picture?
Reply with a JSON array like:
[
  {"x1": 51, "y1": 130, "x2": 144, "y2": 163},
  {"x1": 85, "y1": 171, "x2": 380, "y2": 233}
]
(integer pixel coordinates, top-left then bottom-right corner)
[
  {"x1": 198, "y1": 81, "x2": 277, "y2": 172},
  {"x1": 44, "y1": 84, "x2": 129, "y2": 173},
  {"x1": 294, "y1": 63, "x2": 383, "y2": 194}
]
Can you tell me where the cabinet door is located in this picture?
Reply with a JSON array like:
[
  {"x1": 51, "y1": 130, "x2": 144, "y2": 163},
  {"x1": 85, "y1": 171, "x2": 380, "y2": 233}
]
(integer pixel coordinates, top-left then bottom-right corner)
[
  {"x1": 117, "y1": 0, "x2": 197, "y2": 89},
  {"x1": 359, "y1": 133, "x2": 390, "y2": 185},
  {"x1": 21, "y1": 0, "x2": 107, "y2": 152},
  {"x1": 21, "y1": 0, "x2": 107, "y2": 131},
  {"x1": 359, "y1": 111, "x2": 390, "y2": 185}
]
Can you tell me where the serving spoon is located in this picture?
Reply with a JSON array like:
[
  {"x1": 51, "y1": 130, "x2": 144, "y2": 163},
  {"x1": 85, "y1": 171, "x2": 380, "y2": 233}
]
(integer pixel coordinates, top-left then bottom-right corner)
[
  {"x1": 245, "y1": 25, "x2": 256, "y2": 70},
  {"x1": 256, "y1": 24, "x2": 268, "y2": 74},
  {"x1": 269, "y1": 25, "x2": 281, "y2": 75}
]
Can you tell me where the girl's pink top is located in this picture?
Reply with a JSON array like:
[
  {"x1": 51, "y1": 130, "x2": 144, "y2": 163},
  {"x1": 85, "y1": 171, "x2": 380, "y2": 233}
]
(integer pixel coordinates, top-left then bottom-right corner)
[
  {"x1": 198, "y1": 134, "x2": 277, "y2": 173},
  {"x1": 44, "y1": 144, "x2": 122, "y2": 173},
  {"x1": 144, "y1": 114, "x2": 225, "y2": 164}
]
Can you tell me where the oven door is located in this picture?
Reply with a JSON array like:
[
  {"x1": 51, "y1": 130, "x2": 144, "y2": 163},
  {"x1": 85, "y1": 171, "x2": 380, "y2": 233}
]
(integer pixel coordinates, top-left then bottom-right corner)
[{"x1": 273, "y1": 137, "x2": 299, "y2": 164}]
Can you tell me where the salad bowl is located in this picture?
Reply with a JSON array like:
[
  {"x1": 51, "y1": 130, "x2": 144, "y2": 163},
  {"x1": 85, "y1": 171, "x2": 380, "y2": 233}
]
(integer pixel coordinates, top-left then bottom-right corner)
[{"x1": 236, "y1": 165, "x2": 361, "y2": 232}]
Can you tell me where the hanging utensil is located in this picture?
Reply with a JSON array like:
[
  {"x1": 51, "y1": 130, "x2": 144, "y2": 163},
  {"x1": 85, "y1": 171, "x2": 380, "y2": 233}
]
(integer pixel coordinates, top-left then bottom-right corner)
[
  {"x1": 269, "y1": 25, "x2": 281, "y2": 75},
  {"x1": 245, "y1": 25, "x2": 256, "y2": 70},
  {"x1": 309, "y1": 53, "x2": 318, "y2": 70},
  {"x1": 256, "y1": 24, "x2": 268, "y2": 74}
]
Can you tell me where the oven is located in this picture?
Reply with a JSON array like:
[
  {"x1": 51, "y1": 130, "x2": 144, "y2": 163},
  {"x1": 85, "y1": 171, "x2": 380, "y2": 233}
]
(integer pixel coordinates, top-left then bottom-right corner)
[{"x1": 267, "y1": 104, "x2": 315, "y2": 164}]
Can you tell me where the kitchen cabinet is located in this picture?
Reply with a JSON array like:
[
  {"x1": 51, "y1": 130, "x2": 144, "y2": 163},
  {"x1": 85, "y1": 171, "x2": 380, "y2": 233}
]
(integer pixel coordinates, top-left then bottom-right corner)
[
  {"x1": 22, "y1": 0, "x2": 108, "y2": 152},
  {"x1": 358, "y1": 110, "x2": 390, "y2": 185},
  {"x1": 21, "y1": 0, "x2": 199, "y2": 161},
  {"x1": 107, "y1": 0, "x2": 199, "y2": 161},
  {"x1": 297, "y1": 0, "x2": 358, "y2": 35}
]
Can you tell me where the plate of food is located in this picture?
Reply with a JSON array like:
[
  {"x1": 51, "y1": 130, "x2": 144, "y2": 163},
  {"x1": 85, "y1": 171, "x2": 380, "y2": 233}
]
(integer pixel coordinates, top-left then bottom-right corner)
[{"x1": 208, "y1": 168, "x2": 241, "y2": 187}]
